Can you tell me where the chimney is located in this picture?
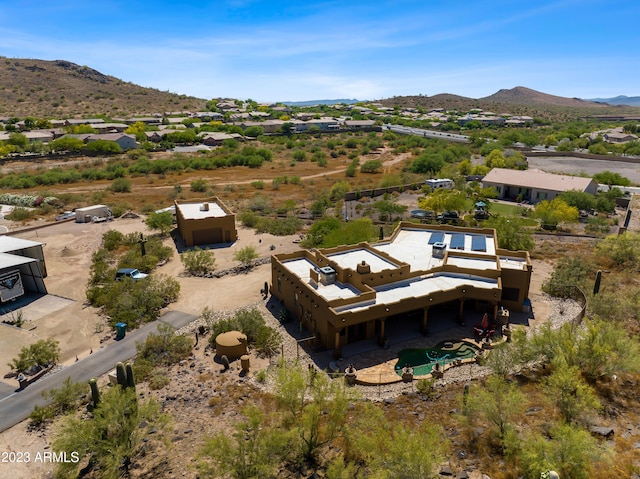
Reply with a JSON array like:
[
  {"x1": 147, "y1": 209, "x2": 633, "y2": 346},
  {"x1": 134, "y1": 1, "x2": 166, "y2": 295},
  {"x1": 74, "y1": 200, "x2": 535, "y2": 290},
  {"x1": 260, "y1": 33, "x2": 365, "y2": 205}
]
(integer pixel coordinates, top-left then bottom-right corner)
[{"x1": 202, "y1": 202, "x2": 209, "y2": 211}]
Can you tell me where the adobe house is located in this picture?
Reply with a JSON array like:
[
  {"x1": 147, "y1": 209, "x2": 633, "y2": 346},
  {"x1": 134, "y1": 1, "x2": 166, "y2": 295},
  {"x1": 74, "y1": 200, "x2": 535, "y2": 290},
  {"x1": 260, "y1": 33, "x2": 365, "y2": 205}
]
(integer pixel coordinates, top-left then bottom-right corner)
[
  {"x1": 174, "y1": 197, "x2": 238, "y2": 247},
  {"x1": 271, "y1": 222, "x2": 532, "y2": 357}
]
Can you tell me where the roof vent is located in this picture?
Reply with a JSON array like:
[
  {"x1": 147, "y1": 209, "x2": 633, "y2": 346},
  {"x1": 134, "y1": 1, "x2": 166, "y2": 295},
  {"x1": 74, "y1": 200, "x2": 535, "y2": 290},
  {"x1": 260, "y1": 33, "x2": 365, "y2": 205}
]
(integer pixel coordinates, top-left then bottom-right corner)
[
  {"x1": 319, "y1": 266, "x2": 336, "y2": 285},
  {"x1": 432, "y1": 242, "x2": 446, "y2": 259},
  {"x1": 356, "y1": 260, "x2": 371, "y2": 274},
  {"x1": 201, "y1": 202, "x2": 209, "y2": 211}
]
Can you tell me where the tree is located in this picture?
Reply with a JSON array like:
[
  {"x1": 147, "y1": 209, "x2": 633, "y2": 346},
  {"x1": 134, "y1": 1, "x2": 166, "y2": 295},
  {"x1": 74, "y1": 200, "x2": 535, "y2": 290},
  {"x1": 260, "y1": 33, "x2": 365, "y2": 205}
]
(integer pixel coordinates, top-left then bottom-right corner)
[
  {"x1": 110, "y1": 178, "x2": 132, "y2": 193},
  {"x1": 360, "y1": 159, "x2": 383, "y2": 173},
  {"x1": 533, "y1": 198, "x2": 578, "y2": 229},
  {"x1": 418, "y1": 188, "x2": 468, "y2": 214},
  {"x1": 519, "y1": 422, "x2": 612, "y2": 479},
  {"x1": 8, "y1": 132, "x2": 29, "y2": 150},
  {"x1": 53, "y1": 385, "x2": 169, "y2": 479},
  {"x1": 593, "y1": 170, "x2": 631, "y2": 187},
  {"x1": 347, "y1": 402, "x2": 447, "y2": 479},
  {"x1": 198, "y1": 405, "x2": 289, "y2": 479},
  {"x1": 543, "y1": 357, "x2": 601, "y2": 424},
  {"x1": 146, "y1": 211, "x2": 174, "y2": 236},
  {"x1": 274, "y1": 361, "x2": 355, "y2": 463},
  {"x1": 49, "y1": 136, "x2": 85, "y2": 152},
  {"x1": 244, "y1": 125, "x2": 265, "y2": 138},
  {"x1": 557, "y1": 190, "x2": 596, "y2": 212},
  {"x1": 485, "y1": 216, "x2": 534, "y2": 251},
  {"x1": 180, "y1": 246, "x2": 216, "y2": 275},
  {"x1": 85, "y1": 140, "x2": 123, "y2": 155},
  {"x1": 233, "y1": 246, "x2": 259, "y2": 266},
  {"x1": 466, "y1": 375, "x2": 524, "y2": 452},
  {"x1": 9, "y1": 338, "x2": 60, "y2": 373},
  {"x1": 190, "y1": 178, "x2": 208, "y2": 192}
]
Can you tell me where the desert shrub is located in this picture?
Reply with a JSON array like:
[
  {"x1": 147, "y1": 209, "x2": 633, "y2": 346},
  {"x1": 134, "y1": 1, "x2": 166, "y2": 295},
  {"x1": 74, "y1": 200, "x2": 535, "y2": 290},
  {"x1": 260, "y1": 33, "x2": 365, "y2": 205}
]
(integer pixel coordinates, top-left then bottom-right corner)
[
  {"x1": 255, "y1": 216, "x2": 303, "y2": 236},
  {"x1": 542, "y1": 256, "x2": 596, "y2": 298},
  {"x1": 6, "y1": 207, "x2": 37, "y2": 221},
  {"x1": 9, "y1": 338, "x2": 60, "y2": 373},
  {"x1": 190, "y1": 178, "x2": 208, "y2": 192},
  {"x1": 207, "y1": 307, "x2": 282, "y2": 357},
  {"x1": 110, "y1": 178, "x2": 132, "y2": 193},
  {"x1": 237, "y1": 210, "x2": 260, "y2": 228},
  {"x1": 180, "y1": 247, "x2": 216, "y2": 275},
  {"x1": 134, "y1": 323, "x2": 193, "y2": 381},
  {"x1": 360, "y1": 159, "x2": 383, "y2": 173},
  {"x1": 148, "y1": 369, "x2": 170, "y2": 390}
]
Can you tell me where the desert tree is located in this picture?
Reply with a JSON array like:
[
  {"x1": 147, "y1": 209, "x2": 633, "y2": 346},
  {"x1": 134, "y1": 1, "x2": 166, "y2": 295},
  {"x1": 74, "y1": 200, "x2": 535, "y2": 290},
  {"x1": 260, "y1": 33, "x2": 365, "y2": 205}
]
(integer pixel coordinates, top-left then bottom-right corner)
[{"x1": 53, "y1": 385, "x2": 169, "y2": 479}]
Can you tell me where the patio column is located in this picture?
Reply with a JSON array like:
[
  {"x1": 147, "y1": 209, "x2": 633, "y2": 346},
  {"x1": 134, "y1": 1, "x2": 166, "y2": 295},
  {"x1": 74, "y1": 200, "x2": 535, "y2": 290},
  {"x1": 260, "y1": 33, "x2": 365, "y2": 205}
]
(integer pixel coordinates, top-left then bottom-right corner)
[
  {"x1": 421, "y1": 307, "x2": 429, "y2": 335},
  {"x1": 493, "y1": 302, "x2": 499, "y2": 321},
  {"x1": 377, "y1": 318, "x2": 386, "y2": 347},
  {"x1": 458, "y1": 298, "x2": 465, "y2": 325},
  {"x1": 333, "y1": 330, "x2": 342, "y2": 359}
]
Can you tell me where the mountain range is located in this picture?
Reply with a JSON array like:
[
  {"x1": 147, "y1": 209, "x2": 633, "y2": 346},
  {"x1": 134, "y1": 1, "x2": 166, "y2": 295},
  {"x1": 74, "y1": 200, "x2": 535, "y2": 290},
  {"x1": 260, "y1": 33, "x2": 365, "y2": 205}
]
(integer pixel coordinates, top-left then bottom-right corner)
[
  {"x1": 587, "y1": 95, "x2": 640, "y2": 107},
  {"x1": 1, "y1": 58, "x2": 639, "y2": 118}
]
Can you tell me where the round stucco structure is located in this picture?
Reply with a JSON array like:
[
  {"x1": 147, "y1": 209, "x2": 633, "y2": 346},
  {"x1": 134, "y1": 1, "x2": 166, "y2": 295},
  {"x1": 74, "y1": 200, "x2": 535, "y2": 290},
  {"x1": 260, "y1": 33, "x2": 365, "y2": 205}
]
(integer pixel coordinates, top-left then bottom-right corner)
[{"x1": 215, "y1": 331, "x2": 248, "y2": 359}]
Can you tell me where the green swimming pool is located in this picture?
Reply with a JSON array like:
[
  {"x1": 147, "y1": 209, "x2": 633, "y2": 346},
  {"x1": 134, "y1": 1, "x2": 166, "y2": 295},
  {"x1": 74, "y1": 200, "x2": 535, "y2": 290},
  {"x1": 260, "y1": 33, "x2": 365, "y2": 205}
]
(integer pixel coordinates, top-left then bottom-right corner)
[{"x1": 395, "y1": 340, "x2": 480, "y2": 377}]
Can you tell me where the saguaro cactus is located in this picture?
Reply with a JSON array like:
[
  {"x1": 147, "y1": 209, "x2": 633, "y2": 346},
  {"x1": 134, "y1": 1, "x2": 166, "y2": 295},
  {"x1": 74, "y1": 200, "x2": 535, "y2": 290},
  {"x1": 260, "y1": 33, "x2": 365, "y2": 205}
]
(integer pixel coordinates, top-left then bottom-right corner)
[
  {"x1": 89, "y1": 377, "x2": 100, "y2": 408},
  {"x1": 125, "y1": 362, "x2": 136, "y2": 389},
  {"x1": 116, "y1": 362, "x2": 127, "y2": 388}
]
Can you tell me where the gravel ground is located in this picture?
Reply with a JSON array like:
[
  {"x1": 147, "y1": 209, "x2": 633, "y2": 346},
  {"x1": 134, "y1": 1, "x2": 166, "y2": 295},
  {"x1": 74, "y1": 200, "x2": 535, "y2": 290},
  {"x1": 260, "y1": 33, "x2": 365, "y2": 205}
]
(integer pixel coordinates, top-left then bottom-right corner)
[{"x1": 175, "y1": 294, "x2": 584, "y2": 401}]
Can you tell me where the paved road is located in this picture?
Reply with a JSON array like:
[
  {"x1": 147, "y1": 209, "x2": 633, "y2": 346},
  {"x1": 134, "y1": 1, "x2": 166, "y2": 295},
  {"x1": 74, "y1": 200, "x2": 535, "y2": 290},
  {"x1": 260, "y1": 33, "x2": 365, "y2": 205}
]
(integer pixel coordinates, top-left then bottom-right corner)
[
  {"x1": 383, "y1": 124, "x2": 470, "y2": 143},
  {"x1": 0, "y1": 310, "x2": 198, "y2": 432}
]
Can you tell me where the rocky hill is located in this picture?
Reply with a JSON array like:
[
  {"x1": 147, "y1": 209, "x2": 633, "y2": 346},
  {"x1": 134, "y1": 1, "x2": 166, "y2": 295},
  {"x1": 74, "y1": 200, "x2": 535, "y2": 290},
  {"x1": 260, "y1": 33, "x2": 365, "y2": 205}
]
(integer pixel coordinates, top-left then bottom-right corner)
[
  {"x1": 0, "y1": 58, "x2": 207, "y2": 118},
  {"x1": 379, "y1": 86, "x2": 640, "y2": 121}
]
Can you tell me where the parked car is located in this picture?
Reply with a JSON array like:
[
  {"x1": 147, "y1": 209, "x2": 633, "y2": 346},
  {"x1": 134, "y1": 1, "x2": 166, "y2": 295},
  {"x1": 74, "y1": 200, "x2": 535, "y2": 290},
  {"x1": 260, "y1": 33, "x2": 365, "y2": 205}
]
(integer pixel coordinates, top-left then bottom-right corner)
[
  {"x1": 437, "y1": 211, "x2": 459, "y2": 223},
  {"x1": 55, "y1": 211, "x2": 76, "y2": 221},
  {"x1": 115, "y1": 268, "x2": 148, "y2": 281},
  {"x1": 410, "y1": 209, "x2": 435, "y2": 220}
]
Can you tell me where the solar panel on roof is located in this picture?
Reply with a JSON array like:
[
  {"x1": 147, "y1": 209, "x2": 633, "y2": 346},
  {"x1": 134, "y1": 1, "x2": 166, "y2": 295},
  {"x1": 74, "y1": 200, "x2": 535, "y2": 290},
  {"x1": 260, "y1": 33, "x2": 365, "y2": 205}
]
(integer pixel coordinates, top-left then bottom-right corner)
[
  {"x1": 428, "y1": 232, "x2": 445, "y2": 244},
  {"x1": 450, "y1": 233, "x2": 465, "y2": 250},
  {"x1": 471, "y1": 235, "x2": 487, "y2": 252}
]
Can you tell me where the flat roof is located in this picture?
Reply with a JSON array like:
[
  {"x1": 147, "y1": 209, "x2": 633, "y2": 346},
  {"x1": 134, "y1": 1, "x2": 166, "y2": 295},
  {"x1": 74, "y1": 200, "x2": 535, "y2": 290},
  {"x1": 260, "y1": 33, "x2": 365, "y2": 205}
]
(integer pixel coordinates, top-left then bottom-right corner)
[
  {"x1": 0, "y1": 252, "x2": 37, "y2": 269},
  {"x1": 371, "y1": 228, "x2": 496, "y2": 272},
  {"x1": 335, "y1": 273, "x2": 499, "y2": 313},
  {"x1": 0, "y1": 236, "x2": 44, "y2": 254},
  {"x1": 281, "y1": 257, "x2": 360, "y2": 301},
  {"x1": 499, "y1": 256, "x2": 529, "y2": 270},
  {"x1": 326, "y1": 248, "x2": 398, "y2": 273},
  {"x1": 176, "y1": 201, "x2": 228, "y2": 220}
]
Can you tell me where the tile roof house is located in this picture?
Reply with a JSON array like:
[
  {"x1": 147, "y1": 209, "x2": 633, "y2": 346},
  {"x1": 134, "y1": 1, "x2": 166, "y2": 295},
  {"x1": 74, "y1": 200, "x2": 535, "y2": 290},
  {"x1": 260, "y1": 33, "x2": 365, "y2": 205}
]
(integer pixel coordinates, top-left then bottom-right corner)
[{"x1": 482, "y1": 168, "x2": 598, "y2": 203}]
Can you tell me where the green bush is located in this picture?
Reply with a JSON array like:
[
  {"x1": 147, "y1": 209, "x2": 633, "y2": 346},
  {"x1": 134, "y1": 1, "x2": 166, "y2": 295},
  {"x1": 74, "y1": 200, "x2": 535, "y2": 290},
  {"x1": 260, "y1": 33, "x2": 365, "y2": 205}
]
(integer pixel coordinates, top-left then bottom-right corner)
[
  {"x1": 190, "y1": 178, "x2": 208, "y2": 192},
  {"x1": 134, "y1": 323, "x2": 193, "y2": 381},
  {"x1": 207, "y1": 307, "x2": 282, "y2": 357},
  {"x1": 180, "y1": 247, "x2": 216, "y2": 275},
  {"x1": 110, "y1": 178, "x2": 132, "y2": 193}
]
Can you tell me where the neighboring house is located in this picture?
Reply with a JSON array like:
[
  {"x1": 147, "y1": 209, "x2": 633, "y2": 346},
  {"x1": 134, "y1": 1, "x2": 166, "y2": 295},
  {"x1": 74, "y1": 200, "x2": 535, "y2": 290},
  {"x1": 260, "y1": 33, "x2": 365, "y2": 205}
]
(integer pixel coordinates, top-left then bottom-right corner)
[
  {"x1": 271, "y1": 222, "x2": 532, "y2": 356},
  {"x1": 482, "y1": 168, "x2": 598, "y2": 203},
  {"x1": 144, "y1": 131, "x2": 163, "y2": 142},
  {"x1": 89, "y1": 123, "x2": 129, "y2": 133},
  {"x1": 65, "y1": 118, "x2": 104, "y2": 126},
  {"x1": 86, "y1": 133, "x2": 138, "y2": 151},
  {"x1": 0, "y1": 236, "x2": 48, "y2": 302},
  {"x1": 294, "y1": 117, "x2": 340, "y2": 132},
  {"x1": 200, "y1": 132, "x2": 244, "y2": 146},
  {"x1": 174, "y1": 198, "x2": 238, "y2": 247},
  {"x1": 343, "y1": 119, "x2": 377, "y2": 129},
  {"x1": 604, "y1": 132, "x2": 638, "y2": 143}
]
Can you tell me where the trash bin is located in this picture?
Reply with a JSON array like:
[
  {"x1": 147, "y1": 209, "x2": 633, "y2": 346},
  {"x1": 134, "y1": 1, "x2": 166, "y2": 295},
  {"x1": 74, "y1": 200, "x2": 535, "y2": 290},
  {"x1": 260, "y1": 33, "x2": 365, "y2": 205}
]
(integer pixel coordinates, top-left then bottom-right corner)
[{"x1": 115, "y1": 322, "x2": 127, "y2": 340}]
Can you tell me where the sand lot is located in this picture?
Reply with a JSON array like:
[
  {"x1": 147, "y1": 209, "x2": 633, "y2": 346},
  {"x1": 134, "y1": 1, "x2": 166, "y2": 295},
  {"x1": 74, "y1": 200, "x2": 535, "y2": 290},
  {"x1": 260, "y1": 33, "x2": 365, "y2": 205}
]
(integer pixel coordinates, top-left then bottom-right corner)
[{"x1": 0, "y1": 217, "x2": 301, "y2": 383}]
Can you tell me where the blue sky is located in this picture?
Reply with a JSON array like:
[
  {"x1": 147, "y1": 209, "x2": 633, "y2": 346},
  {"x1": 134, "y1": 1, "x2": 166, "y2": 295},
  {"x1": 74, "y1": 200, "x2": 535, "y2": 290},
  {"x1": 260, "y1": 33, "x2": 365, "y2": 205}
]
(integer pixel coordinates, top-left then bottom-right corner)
[{"x1": 0, "y1": 0, "x2": 637, "y2": 102}]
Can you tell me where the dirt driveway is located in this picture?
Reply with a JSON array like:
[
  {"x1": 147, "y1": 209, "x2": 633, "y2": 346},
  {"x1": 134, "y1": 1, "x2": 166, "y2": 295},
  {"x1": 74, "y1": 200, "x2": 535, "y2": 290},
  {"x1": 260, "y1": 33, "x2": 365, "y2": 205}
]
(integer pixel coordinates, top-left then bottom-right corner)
[{"x1": 0, "y1": 217, "x2": 301, "y2": 382}]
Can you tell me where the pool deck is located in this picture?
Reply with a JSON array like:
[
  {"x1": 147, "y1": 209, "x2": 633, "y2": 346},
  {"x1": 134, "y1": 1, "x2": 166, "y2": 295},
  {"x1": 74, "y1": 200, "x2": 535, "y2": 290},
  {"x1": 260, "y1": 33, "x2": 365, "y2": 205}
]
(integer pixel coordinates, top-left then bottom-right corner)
[{"x1": 320, "y1": 309, "x2": 522, "y2": 385}]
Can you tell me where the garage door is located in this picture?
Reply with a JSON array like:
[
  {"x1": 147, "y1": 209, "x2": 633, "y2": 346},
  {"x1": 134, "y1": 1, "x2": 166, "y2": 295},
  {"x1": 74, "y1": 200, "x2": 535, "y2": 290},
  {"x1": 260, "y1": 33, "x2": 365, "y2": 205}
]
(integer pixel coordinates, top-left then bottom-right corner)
[{"x1": 192, "y1": 228, "x2": 223, "y2": 245}]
